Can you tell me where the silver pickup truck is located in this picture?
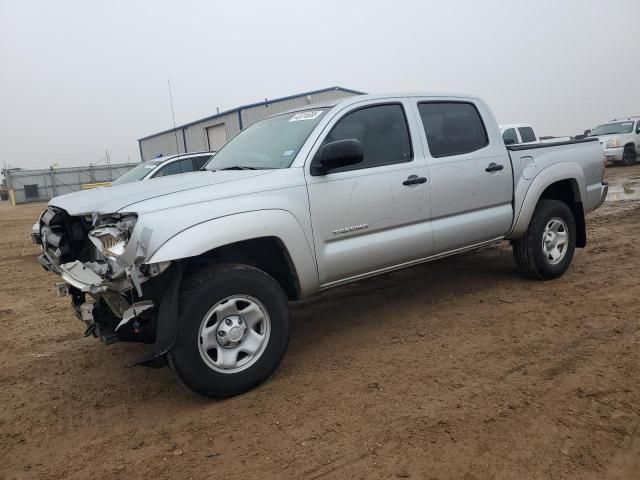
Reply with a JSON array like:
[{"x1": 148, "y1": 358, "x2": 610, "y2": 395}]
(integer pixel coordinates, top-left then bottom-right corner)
[{"x1": 33, "y1": 93, "x2": 608, "y2": 397}]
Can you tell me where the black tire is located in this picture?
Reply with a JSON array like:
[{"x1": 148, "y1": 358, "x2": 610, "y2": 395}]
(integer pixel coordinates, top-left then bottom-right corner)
[
  {"x1": 621, "y1": 146, "x2": 637, "y2": 166},
  {"x1": 168, "y1": 264, "x2": 290, "y2": 398},
  {"x1": 512, "y1": 199, "x2": 576, "y2": 280}
]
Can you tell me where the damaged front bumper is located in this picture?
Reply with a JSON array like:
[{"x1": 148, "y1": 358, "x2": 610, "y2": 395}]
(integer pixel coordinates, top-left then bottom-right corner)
[
  {"x1": 33, "y1": 206, "x2": 172, "y2": 350},
  {"x1": 48, "y1": 258, "x2": 169, "y2": 346},
  {"x1": 59, "y1": 260, "x2": 108, "y2": 294}
]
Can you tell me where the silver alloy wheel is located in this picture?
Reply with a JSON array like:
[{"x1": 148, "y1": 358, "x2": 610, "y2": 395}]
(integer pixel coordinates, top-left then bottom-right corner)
[
  {"x1": 197, "y1": 295, "x2": 271, "y2": 374},
  {"x1": 541, "y1": 217, "x2": 569, "y2": 265}
]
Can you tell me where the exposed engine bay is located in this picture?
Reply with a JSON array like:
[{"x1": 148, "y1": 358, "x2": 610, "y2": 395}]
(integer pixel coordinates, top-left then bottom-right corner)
[{"x1": 33, "y1": 206, "x2": 171, "y2": 347}]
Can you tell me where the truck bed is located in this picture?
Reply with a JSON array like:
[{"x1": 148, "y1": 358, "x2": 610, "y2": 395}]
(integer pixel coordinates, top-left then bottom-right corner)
[{"x1": 507, "y1": 136, "x2": 599, "y2": 151}]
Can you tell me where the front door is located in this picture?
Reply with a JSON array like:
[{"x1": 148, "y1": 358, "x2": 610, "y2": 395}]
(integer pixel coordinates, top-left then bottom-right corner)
[{"x1": 305, "y1": 100, "x2": 433, "y2": 286}]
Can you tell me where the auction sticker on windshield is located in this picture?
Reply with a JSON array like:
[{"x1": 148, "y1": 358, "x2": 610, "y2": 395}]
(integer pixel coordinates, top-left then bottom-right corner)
[{"x1": 289, "y1": 110, "x2": 323, "y2": 122}]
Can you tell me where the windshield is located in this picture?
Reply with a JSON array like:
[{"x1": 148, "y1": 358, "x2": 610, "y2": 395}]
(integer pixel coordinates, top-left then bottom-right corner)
[
  {"x1": 205, "y1": 109, "x2": 327, "y2": 170},
  {"x1": 112, "y1": 160, "x2": 163, "y2": 185},
  {"x1": 590, "y1": 121, "x2": 634, "y2": 136}
]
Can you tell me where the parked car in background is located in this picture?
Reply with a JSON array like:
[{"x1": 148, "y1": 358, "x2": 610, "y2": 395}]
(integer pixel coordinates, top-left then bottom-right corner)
[
  {"x1": 500, "y1": 123, "x2": 539, "y2": 145},
  {"x1": 589, "y1": 116, "x2": 640, "y2": 166},
  {"x1": 33, "y1": 93, "x2": 607, "y2": 398},
  {"x1": 111, "y1": 151, "x2": 216, "y2": 185},
  {"x1": 500, "y1": 123, "x2": 571, "y2": 145}
]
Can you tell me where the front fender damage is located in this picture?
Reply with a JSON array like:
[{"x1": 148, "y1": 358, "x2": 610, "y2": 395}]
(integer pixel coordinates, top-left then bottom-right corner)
[{"x1": 127, "y1": 263, "x2": 184, "y2": 369}]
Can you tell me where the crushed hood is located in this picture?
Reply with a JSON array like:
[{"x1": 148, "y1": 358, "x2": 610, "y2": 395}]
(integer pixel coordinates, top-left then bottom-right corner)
[{"x1": 49, "y1": 170, "x2": 272, "y2": 215}]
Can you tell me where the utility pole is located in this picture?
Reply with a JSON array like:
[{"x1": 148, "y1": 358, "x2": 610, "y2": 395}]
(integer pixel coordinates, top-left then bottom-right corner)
[
  {"x1": 168, "y1": 79, "x2": 180, "y2": 153},
  {"x1": 105, "y1": 149, "x2": 112, "y2": 180}
]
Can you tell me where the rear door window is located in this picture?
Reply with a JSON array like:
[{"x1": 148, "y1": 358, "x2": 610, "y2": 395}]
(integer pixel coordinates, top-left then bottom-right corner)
[
  {"x1": 154, "y1": 161, "x2": 181, "y2": 177},
  {"x1": 502, "y1": 128, "x2": 519, "y2": 145},
  {"x1": 417, "y1": 102, "x2": 489, "y2": 157},
  {"x1": 518, "y1": 126, "x2": 537, "y2": 143},
  {"x1": 178, "y1": 158, "x2": 195, "y2": 173},
  {"x1": 193, "y1": 155, "x2": 212, "y2": 170}
]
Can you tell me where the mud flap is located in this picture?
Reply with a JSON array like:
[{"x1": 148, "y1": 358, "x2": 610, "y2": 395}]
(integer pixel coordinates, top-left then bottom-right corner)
[{"x1": 127, "y1": 264, "x2": 184, "y2": 369}]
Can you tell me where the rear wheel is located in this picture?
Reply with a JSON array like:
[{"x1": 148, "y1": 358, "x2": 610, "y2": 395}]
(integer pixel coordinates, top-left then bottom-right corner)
[
  {"x1": 513, "y1": 199, "x2": 576, "y2": 280},
  {"x1": 621, "y1": 146, "x2": 637, "y2": 166},
  {"x1": 168, "y1": 264, "x2": 290, "y2": 398}
]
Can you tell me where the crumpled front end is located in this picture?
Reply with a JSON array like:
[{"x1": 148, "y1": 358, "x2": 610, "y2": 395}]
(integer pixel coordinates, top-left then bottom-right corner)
[{"x1": 33, "y1": 206, "x2": 171, "y2": 346}]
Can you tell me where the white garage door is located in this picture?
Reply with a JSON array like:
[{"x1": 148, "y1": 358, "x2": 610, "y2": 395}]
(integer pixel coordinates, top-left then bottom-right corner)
[{"x1": 206, "y1": 124, "x2": 227, "y2": 151}]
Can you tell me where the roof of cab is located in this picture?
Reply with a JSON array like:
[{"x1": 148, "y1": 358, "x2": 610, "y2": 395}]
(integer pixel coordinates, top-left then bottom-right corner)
[{"x1": 277, "y1": 92, "x2": 485, "y2": 118}]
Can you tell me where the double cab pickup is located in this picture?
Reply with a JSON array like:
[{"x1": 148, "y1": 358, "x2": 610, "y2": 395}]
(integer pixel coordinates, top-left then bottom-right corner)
[{"x1": 33, "y1": 93, "x2": 608, "y2": 397}]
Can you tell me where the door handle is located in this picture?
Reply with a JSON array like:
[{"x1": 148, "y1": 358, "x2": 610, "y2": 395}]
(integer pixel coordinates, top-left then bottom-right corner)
[
  {"x1": 402, "y1": 175, "x2": 427, "y2": 186},
  {"x1": 485, "y1": 162, "x2": 504, "y2": 172}
]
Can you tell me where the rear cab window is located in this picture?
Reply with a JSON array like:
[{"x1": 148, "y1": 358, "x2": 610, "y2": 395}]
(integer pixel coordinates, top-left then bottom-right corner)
[
  {"x1": 518, "y1": 126, "x2": 537, "y2": 143},
  {"x1": 502, "y1": 128, "x2": 519, "y2": 145},
  {"x1": 417, "y1": 102, "x2": 489, "y2": 157}
]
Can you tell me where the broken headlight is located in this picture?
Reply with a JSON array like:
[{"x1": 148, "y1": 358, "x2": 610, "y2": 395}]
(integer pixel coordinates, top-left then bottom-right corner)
[{"x1": 88, "y1": 215, "x2": 137, "y2": 260}]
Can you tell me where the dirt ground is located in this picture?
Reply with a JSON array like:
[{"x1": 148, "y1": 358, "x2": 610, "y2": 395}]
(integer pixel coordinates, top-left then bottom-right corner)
[{"x1": 1, "y1": 165, "x2": 639, "y2": 480}]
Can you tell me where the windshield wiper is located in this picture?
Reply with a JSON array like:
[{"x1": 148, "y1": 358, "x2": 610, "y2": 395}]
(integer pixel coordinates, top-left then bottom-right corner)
[{"x1": 218, "y1": 166, "x2": 259, "y2": 171}]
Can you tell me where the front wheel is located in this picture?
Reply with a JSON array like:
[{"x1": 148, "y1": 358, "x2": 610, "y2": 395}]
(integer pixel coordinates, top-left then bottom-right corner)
[
  {"x1": 621, "y1": 147, "x2": 637, "y2": 167},
  {"x1": 169, "y1": 264, "x2": 290, "y2": 398},
  {"x1": 512, "y1": 199, "x2": 576, "y2": 280}
]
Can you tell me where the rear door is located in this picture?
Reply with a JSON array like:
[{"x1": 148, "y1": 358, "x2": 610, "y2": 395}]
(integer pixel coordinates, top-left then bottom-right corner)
[
  {"x1": 305, "y1": 99, "x2": 433, "y2": 286},
  {"x1": 413, "y1": 99, "x2": 513, "y2": 253}
]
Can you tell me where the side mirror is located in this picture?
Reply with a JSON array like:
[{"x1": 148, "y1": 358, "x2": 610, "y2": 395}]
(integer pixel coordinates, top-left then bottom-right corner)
[
  {"x1": 636, "y1": 127, "x2": 640, "y2": 134},
  {"x1": 503, "y1": 137, "x2": 516, "y2": 145},
  {"x1": 311, "y1": 139, "x2": 364, "y2": 175}
]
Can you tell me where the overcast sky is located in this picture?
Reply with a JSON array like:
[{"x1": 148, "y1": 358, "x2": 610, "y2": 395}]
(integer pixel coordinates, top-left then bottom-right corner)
[{"x1": 1, "y1": 0, "x2": 638, "y2": 170}]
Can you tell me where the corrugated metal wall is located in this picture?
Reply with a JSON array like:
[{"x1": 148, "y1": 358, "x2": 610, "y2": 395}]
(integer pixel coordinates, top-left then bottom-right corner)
[
  {"x1": 5, "y1": 163, "x2": 137, "y2": 204},
  {"x1": 139, "y1": 130, "x2": 186, "y2": 160},
  {"x1": 139, "y1": 87, "x2": 361, "y2": 160},
  {"x1": 183, "y1": 111, "x2": 239, "y2": 152}
]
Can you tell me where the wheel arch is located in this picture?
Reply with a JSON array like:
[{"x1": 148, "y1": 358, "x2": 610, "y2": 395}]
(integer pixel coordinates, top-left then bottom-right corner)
[
  {"x1": 539, "y1": 179, "x2": 586, "y2": 248},
  {"x1": 147, "y1": 210, "x2": 319, "y2": 299},
  {"x1": 508, "y1": 163, "x2": 587, "y2": 246},
  {"x1": 182, "y1": 236, "x2": 302, "y2": 300}
]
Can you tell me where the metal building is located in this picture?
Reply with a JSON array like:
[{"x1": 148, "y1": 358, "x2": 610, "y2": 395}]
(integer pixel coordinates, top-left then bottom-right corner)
[{"x1": 138, "y1": 86, "x2": 363, "y2": 160}]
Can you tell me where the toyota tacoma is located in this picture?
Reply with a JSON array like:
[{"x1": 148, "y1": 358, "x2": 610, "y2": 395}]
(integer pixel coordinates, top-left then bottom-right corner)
[{"x1": 33, "y1": 93, "x2": 608, "y2": 397}]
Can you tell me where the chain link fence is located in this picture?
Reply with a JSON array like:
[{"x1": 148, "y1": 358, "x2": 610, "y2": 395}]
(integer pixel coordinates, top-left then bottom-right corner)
[{"x1": 3, "y1": 163, "x2": 137, "y2": 205}]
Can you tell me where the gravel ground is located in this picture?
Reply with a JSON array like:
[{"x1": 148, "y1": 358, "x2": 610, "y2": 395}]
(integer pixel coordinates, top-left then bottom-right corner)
[{"x1": 1, "y1": 165, "x2": 639, "y2": 480}]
